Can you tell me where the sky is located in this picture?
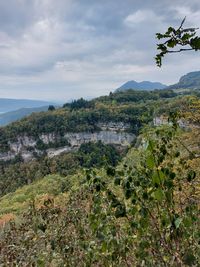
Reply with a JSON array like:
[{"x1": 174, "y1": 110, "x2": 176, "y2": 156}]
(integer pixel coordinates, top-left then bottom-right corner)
[{"x1": 0, "y1": 0, "x2": 200, "y2": 102}]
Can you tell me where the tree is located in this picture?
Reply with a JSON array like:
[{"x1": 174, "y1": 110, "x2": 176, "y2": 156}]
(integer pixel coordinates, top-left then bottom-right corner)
[
  {"x1": 48, "y1": 105, "x2": 55, "y2": 111},
  {"x1": 69, "y1": 98, "x2": 94, "y2": 110},
  {"x1": 155, "y1": 17, "x2": 200, "y2": 67}
]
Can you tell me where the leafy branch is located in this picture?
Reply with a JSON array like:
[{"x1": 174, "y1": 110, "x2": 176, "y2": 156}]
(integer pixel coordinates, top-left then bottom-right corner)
[{"x1": 155, "y1": 17, "x2": 200, "y2": 67}]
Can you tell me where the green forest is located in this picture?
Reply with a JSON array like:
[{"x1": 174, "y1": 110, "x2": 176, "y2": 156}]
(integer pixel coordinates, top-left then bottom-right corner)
[{"x1": 0, "y1": 87, "x2": 199, "y2": 266}]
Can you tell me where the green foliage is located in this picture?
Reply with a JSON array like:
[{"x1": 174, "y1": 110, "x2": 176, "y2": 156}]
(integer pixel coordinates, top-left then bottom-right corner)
[
  {"x1": 0, "y1": 89, "x2": 179, "y2": 155},
  {"x1": 97, "y1": 89, "x2": 177, "y2": 103},
  {"x1": 0, "y1": 87, "x2": 199, "y2": 266},
  {"x1": 0, "y1": 153, "x2": 79, "y2": 197},
  {"x1": 0, "y1": 100, "x2": 135, "y2": 145},
  {"x1": 0, "y1": 174, "x2": 73, "y2": 215},
  {"x1": 0, "y1": 122, "x2": 199, "y2": 266},
  {"x1": 155, "y1": 17, "x2": 200, "y2": 67},
  {"x1": 48, "y1": 105, "x2": 55, "y2": 111},
  {"x1": 63, "y1": 98, "x2": 95, "y2": 110},
  {"x1": 86, "y1": 124, "x2": 200, "y2": 266},
  {"x1": 0, "y1": 142, "x2": 122, "y2": 197},
  {"x1": 78, "y1": 141, "x2": 121, "y2": 168}
]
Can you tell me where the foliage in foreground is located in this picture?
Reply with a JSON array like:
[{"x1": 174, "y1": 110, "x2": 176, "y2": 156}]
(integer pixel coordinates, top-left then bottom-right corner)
[
  {"x1": 0, "y1": 121, "x2": 199, "y2": 266},
  {"x1": 155, "y1": 17, "x2": 200, "y2": 67},
  {"x1": 87, "y1": 124, "x2": 200, "y2": 266}
]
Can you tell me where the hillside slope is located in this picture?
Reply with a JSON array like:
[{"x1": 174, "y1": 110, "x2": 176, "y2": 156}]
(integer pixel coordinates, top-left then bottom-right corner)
[
  {"x1": 0, "y1": 106, "x2": 49, "y2": 126},
  {"x1": 116, "y1": 80, "x2": 167, "y2": 91},
  {"x1": 169, "y1": 71, "x2": 200, "y2": 89},
  {"x1": 0, "y1": 115, "x2": 199, "y2": 266},
  {"x1": 0, "y1": 98, "x2": 55, "y2": 113},
  {"x1": 0, "y1": 89, "x2": 177, "y2": 164}
]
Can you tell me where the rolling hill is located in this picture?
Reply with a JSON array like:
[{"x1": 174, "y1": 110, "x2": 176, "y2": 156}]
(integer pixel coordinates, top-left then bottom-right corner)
[
  {"x1": 116, "y1": 80, "x2": 167, "y2": 92},
  {"x1": 0, "y1": 106, "x2": 50, "y2": 126},
  {"x1": 0, "y1": 98, "x2": 55, "y2": 113}
]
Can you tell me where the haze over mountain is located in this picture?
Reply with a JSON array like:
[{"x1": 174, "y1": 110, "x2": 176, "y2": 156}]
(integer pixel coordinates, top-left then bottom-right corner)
[
  {"x1": 116, "y1": 80, "x2": 167, "y2": 92},
  {"x1": 0, "y1": 106, "x2": 50, "y2": 126},
  {"x1": 0, "y1": 99, "x2": 55, "y2": 113},
  {"x1": 169, "y1": 71, "x2": 200, "y2": 89}
]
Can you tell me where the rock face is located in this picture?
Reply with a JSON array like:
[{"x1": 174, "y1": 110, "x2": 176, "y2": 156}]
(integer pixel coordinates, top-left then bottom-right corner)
[{"x1": 0, "y1": 122, "x2": 135, "y2": 162}]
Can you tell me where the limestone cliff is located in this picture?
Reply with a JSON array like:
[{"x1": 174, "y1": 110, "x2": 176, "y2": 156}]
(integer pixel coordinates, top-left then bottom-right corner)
[{"x1": 0, "y1": 122, "x2": 135, "y2": 162}]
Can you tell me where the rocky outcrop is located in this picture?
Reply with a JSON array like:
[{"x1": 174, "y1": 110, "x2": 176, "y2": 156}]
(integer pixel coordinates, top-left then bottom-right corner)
[
  {"x1": 46, "y1": 131, "x2": 134, "y2": 158},
  {"x1": 97, "y1": 122, "x2": 130, "y2": 131},
  {"x1": 64, "y1": 131, "x2": 133, "y2": 147},
  {"x1": 0, "y1": 122, "x2": 135, "y2": 162},
  {"x1": 9, "y1": 136, "x2": 36, "y2": 153}
]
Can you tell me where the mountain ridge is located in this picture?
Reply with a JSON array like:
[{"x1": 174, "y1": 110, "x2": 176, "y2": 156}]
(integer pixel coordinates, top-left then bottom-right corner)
[
  {"x1": 116, "y1": 80, "x2": 167, "y2": 92},
  {"x1": 168, "y1": 71, "x2": 200, "y2": 89},
  {"x1": 0, "y1": 98, "x2": 56, "y2": 113},
  {"x1": 0, "y1": 106, "x2": 50, "y2": 126}
]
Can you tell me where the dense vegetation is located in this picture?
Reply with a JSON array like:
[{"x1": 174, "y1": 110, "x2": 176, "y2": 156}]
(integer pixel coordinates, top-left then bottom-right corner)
[
  {"x1": 0, "y1": 90, "x2": 199, "y2": 266},
  {"x1": 0, "y1": 141, "x2": 122, "y2": 197},
  {"x1": 0, "y1": 90, "x2": 173, "y2": 139},
  {"x1": 0, "y1": 113, "x2": 199, "y2": 266},
  {"x1": 0, "y1": 89, "x2": 187, "y2": 198}
]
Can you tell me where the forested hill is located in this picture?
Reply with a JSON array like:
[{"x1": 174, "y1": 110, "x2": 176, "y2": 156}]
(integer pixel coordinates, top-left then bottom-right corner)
[
  {"x1": 0, "y1": 89, "x2": 199, "y2": 266},
  {"x1": 0, "y1": 88, "x2": 179, "y2": 195},
  {"x1": 0, "y1": 89, "x2": 177, "y2": 144},
  {"x1": 169, "y1": 71, "x2": 200, "y2": 89}
]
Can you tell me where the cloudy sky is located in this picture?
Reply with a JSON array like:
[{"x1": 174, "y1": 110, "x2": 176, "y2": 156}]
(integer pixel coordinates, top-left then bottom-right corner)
[{"x1": 0, "y1": 0, "x2": 200, "y2": 102}]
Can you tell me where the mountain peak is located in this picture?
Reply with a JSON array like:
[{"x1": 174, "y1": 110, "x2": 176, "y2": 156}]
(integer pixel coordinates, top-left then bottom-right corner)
[{"x1": 116, "y1": 80, "x2": 167, "y2": 92}]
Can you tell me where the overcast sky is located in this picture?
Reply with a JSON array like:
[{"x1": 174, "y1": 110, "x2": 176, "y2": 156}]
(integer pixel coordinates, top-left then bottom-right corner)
[{"x1": 0, "y1": 0, "x2": 200, "y2": 102}]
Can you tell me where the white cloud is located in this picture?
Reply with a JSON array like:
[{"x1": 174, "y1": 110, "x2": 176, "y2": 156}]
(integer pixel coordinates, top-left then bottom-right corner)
[
  {"x1": 125, "y1": 10, "x2": 153, "y2": 25},
  {"x1": 124, "y1": 9, "x2": 164, "y2": 27},
  {"x1": 172, "y1": 6, "x2": 200, "y2": 27}
]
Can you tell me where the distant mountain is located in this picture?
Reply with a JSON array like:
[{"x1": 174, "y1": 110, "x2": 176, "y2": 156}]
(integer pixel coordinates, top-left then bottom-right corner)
[
  {"x1": 0, "y1": 106, "x2": 50, "y2": 126},
  {"x1": 0, "y1": 98, "x2": 55, "y2": 113},
  {"x1": 116, "y1": 80, "x2": 167, "y2": 92},
  {"x1": 169, "y1": 71, "x2": 200, "y2": 89}
]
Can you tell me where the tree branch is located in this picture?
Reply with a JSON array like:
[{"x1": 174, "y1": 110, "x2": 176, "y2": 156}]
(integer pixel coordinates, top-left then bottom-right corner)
[{"x1": 167, "y1": 48, "x2": 195, "y2": 53}]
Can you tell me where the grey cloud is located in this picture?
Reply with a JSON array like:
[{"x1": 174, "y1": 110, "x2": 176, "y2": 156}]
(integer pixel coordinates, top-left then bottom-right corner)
[{"x1": 0, "y1": 0, "x2": 200, "y2": 101}]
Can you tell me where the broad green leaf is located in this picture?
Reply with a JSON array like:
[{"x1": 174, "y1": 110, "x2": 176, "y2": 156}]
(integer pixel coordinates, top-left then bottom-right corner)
[
  {"x1": 153, "y1": 189, "x2": 164, "y2": 201},
  {"x1": 152, "y1": 170, "x2": 165, "y2": 186},
  {"x1": 152, "y1": 172, "x2": 160, "y2": 186},
  {"x1": 187, "y1": 170, "x2": 196, "y2": 182},
  {"x1": 174, "y1": 217, "x2": 182, "y2": 229},
  {"x1": 146, "y1": 155, "x2": 155, "y2": 169}
]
